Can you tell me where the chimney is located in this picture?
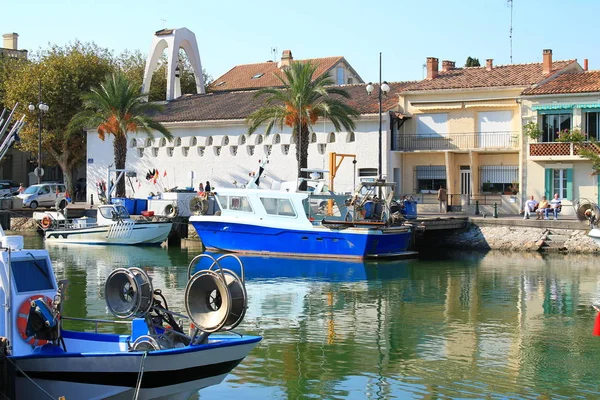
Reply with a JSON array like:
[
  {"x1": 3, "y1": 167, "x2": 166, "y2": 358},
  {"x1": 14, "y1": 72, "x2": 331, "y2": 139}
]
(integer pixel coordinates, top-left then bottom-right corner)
[
  {"x1": 486, "y1": 59, "x2": 493, "y2": 71},
  {"x1": 584, "y1": 59, "x2": 589, "y2": 71},
  {"x1": 426, "y1": 57, "x2": 439, "y2": 79},
  {"x1": 279, "y1": 49, "x2": 293, "y2": 68},
  {"x1": 441, "y1": 60, "x2": 455, "y2": 72},
  {"x1": 543, "y1": 49, "x2": 553, "y2": 75},
  {"x1": 2, "y1": 33, "x2": 18, "y2": 50}
]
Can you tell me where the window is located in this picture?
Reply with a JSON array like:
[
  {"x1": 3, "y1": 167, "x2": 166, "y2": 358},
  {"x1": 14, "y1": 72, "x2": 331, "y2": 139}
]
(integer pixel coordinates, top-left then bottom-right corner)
[
  {"x1": 328, "y1": 132, "x2": 335, "y2": 143},
  {"x1": 230, "y1": 146, "x2": 238, "y2": 156},
  {"x1": 159, "y1": 138, "x2": 167, "y2": 147},
  {"x1": 198, "y1": 146, "x2": 205, "y2": 157},
  {"x1": 167, "y1": 147, "x2": 174, "y2": 157},
  {"x1": 11, "y1": 258, "x2": 54, "y2": 292},
  {"x1": 229, "y1": 196, "x2": 253, "y2": 212},
  {"x1": 347, "y1": 132, "x2": 355, "y2": 143},
  {"x1": 260, "y1": 197, "x2": 296, "y2": 217},
  {"x1": 415, "y1": 166, "x2": 447, "y2": 192},
  {"x1": 251, "y1": 73, "x2": 264, "y2": 79},
  {"x1": 223, "y1": 136, "x2": 229, "y2": 146},
  {"x1": 256, "y1": 135, "x2": 263, "y2": 144},
  {"x1": 174, "y1": 137, "x2": 181, "y2": 146},
  {"x1": 240, "y1": 135, "x2": 247, "y2": 145},
  {"x1": 214, "y1": 146, "x2": 221, "y2": 156},
  {"x1": 282, "y1": 144, "x2": 290, "y2": 155},
  {"x1": 191, "y1": 137, "x2": 197, "y2": 146},
  {"x1": 130, "y1": 138, "x2": 137, "y2": 148},
  {"x1": 479, "y1": 165, "x2": 518, "y2": 193},
  {"x1": 247, "y1": 145, "x2": 255, "y2": 156},
  {"x1": 347, "y1": 77, "x2": 354, "y2": 84},
  {"x1": 541, "y1": 113, "x2": 571, "y2": 142},
  {"x1": 336, "y1": 67, "x2": 344, "y2": 85},
  {"x1": 416, "y1": 114, "x2": 448, "y2": 137},
  {"x1": 274, "y1": 134, "x2": 281, "y2": 144},
  {"x1": 586, "y1": 111, "x2": 600, "y2": 140},
  {"x1": 545, "y1": 168, "x2": 572, "y2": 200},
  {"x1": 264, "y1": 145, "x2": 272, "y2": 156},
  {"x1": 318, "y1": 144, "x2": 327, "y2": 155},
  {"x1": 206, "y1": 136, "x2": 213, "y2": 146},
  {"x1": 182, "y1": 147, "x2": 189, "y2": 157},
  {"x1": 152, "y1": 148, "x2": 159, "y2": 157},
  {"x1": 311, "y1": 133, "x2": 317, "y2": 143},
  {"x1": 138, "y1": 148, "x2": 144, "y2": 157}
]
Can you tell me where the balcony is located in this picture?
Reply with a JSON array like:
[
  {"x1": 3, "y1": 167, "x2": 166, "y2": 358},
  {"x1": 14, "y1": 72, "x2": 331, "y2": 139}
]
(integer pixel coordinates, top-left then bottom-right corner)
[
  {"x1": 529, "y1": 142, "x2": 600, "y2": 158},
  {"x1": 392, "y1": 132, "x2": 519, "y2": 152}
]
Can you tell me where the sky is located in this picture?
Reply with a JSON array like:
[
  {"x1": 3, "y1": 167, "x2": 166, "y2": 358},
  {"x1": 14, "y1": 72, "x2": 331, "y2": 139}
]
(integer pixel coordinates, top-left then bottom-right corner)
[{"x1": 2, "y1": 0, "x2": 600, "y2": 84}]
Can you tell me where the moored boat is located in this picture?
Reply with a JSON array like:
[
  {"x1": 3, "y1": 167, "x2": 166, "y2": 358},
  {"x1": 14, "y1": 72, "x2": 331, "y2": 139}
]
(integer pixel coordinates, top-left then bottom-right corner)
[
  {"x1": 0, "y1": 229, "x2": 261, "y2": 399},
  {"x1": 43, "y1": 204, "x2": 172, "y2": 245},
  {"x1": 189, "y1": 178, "x2": 415, "y2": 259}
]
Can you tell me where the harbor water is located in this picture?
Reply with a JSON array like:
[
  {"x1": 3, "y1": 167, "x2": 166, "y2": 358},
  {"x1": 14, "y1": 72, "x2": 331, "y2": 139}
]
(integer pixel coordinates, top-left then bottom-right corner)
[{"x1": 21, "y1": 233, "x2": 600, "y2": 399}]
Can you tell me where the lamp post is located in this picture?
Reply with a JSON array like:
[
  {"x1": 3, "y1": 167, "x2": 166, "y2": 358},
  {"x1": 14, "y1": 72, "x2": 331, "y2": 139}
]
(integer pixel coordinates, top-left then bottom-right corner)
[
  {"x1": 28, "y1": 82, "x2": 49, "y2": 184},
  {"x1": 366, "y1": 53, "x2": 390, "y2": 180}
]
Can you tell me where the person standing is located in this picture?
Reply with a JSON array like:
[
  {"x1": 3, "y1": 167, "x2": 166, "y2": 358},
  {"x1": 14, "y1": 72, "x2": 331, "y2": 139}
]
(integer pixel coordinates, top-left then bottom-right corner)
[
  {"x1": 17, "y1": 183, "x2": 25, "y2": 194},
  {"x1": 523, "y1": 195, "x2": 538, "y2": 220},
  {"x1": 437, "y1": 185, "x2": 448, "y2": 213},
  {"x1": 198, "y1": 182, "x2": 204, "y2": 192},
  {"x1": 205, "y1": 181, "x2": 211, "y2": 193}
]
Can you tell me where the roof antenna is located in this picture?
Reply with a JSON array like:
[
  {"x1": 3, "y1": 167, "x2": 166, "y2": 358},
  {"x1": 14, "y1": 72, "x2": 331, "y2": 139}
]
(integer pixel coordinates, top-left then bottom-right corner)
[
  {"x1": 507, "y1": 0, "x2": 513, "y2": 64},
  {"x1": 271, "y1": 47, "x2": 278, "y2": 62},
  {"x1": 161, "y1": 19, "x2": 167, "y2": 29}
]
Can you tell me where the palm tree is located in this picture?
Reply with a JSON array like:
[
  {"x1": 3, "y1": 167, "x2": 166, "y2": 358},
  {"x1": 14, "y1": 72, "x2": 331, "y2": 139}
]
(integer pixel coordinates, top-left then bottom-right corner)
[
  {"x1": 69, "y1": 72, "x2": 172, "y2": 198},
  {"x1": 246, "y1": 62, "x2": 359, "y2": 189}
]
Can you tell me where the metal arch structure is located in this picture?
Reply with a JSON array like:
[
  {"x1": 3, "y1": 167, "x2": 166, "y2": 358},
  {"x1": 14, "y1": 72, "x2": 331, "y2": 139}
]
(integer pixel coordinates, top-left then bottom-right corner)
[{"x1": 142, "y1": 27, "x2": 206, "y2": 101}]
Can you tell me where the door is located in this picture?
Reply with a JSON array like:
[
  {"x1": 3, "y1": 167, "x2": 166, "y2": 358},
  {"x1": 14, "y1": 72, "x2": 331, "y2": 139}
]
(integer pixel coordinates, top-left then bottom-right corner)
[
  {"x1": 460, "y1": 166, "x2": 471, "y2": 195},
  {"x1": 38, "y1": 185, "x2": 52, "y2": 206},
  {"x1": 478, "y1": 111, "x2": 513, "y2": 148}
]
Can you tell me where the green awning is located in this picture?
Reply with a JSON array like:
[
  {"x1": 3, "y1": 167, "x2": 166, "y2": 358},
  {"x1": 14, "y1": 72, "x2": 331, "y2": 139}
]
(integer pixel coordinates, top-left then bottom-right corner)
[
  {"x1": 575, "y1": 103, "x2": 600, "y2": 109},
  {"x1": 532, "y1": 103, "x2": 575, "y2": 111}
]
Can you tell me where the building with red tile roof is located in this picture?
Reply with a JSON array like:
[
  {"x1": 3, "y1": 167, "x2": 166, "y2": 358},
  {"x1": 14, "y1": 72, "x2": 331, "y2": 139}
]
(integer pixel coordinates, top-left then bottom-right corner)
[{"x1": 210, "y1": 50, "x2": 363, "y2": 92}]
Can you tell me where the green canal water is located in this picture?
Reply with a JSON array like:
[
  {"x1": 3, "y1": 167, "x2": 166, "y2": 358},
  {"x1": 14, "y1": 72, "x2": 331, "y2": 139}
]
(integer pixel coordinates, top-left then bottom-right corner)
[{"x1": 21, "y1": 232, "x2": 600, "y2": 399}]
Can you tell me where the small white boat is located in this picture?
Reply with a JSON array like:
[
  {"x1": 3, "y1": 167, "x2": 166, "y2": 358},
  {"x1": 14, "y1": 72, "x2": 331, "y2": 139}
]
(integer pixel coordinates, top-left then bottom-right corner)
[
  {"x1": 0, "y1": 228, "x2": 261, "y2": 399},
  {"x1": 44, "y1": 204, "x2": 172, "y2": 245}
]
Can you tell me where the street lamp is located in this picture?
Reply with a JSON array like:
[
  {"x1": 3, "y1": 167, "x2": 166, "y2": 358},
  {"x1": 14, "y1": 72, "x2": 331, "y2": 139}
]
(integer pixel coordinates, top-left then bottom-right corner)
[
  {"x1": 366, "y1": 52, "x2": 390, "y2": 180},
  {"x1": 28, "y1": 83, "x2": 49, "y2": 184}
]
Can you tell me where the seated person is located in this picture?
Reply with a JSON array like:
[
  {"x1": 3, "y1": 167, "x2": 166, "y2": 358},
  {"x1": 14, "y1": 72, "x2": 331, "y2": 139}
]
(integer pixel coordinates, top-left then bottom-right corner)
[
  {"x1": 523, "y1": 195, "x2": 538, "y2": 220},
  {"x1": 545, "y1": 193, "x2": 562, "y2": 220},
  {"x1": 536, "y1": 196, "x2": 549, "y2": 219}
]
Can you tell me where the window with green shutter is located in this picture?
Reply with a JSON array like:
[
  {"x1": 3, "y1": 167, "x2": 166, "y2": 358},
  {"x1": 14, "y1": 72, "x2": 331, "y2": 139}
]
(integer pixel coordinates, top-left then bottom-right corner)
[{"x1": 546, "y1": 168, "x2": 573, "y2": 200}]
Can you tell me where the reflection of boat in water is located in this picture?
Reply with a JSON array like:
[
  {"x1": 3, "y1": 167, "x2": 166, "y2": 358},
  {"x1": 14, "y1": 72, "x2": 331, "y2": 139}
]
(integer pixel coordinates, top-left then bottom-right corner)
[
  {"x1": 197, "y1": 252, "x2": 412, "y2": 282},
  {"x1": 44, "y1": 204, "x2": 172, "y2": 245}
]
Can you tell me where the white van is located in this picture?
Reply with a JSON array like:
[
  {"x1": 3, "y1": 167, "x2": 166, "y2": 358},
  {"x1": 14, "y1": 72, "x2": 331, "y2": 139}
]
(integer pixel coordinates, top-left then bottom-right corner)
[{"x1": 18, "y1": 183, "x2": 68, "y2": 209}]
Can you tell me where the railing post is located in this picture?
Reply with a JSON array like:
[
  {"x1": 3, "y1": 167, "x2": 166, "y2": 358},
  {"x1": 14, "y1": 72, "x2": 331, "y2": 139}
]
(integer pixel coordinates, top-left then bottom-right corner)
[
  {"x1": 493, "y1": 202, "x2": 498, "y2": 218},
  {"x1": 475, "y1": 200, "x2": 479, "y2": 215}
]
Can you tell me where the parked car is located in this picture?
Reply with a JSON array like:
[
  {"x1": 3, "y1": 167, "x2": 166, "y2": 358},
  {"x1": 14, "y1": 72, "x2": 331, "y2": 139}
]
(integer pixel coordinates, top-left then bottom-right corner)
[
  {"x1": 0, "y1": 180, "x2": 19, "y2": 195},
  {"x1": 17, "y1": 182, "x2": 68, "y2": 209}
]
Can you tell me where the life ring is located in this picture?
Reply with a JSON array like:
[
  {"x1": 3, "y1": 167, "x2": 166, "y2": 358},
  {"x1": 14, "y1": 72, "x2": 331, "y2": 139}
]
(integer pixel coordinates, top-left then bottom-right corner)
[
  {"x1": 40, "y1": 216, "x2": 52, "y2": 229},
  {"x1": 164, "y1": 204, "x2": 178, "y2": 218},
  {"x1": 17, "y1": 295, "x2": 53, "y2": 346}
]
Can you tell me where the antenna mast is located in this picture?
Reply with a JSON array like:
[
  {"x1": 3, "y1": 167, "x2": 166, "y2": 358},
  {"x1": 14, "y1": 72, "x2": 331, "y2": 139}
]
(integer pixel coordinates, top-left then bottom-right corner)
[
  {"x1": 271, "y1": 47, "x2": 278, "y2": 62},
  {"x1": 508, "y1": 0, "x2": 513, "y2": 63}
]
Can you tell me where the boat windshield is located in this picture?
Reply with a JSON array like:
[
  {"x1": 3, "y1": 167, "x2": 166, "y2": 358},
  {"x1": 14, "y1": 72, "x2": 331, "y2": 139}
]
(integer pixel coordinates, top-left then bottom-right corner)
[{"x1": 99, "y1": 205, "x2": 130, "y2": 219}]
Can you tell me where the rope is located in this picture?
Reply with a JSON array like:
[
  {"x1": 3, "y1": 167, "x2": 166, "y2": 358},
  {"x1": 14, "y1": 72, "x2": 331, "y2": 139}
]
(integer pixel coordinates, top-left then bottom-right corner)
[
  {"x1": 132, "y1": 350, "x2": 148, "y2": 400},
  {"x1": 0, "y1": 352, "x2": 56, "y2": 399}
]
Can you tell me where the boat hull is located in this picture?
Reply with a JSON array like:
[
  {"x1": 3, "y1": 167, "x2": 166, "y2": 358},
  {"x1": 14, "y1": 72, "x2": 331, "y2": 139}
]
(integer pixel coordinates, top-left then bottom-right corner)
[
  {"x1": 191, "y1": 220, "x2": 413, "y2": 259},
  {"x1": 44, "y1": 222, "x2": 172, "y2": 245},
  {"x1": 589, "y1": 228, "x2": 600, "y2": 245},
  {"x1": 13, "y1": 332, "x2": 261, "y2": 400}
]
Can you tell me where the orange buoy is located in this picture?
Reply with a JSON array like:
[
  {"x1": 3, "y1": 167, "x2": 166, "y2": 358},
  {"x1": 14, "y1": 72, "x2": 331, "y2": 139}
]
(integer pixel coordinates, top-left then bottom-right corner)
[
  {"x1": 17, "y1": 295, "x2": 53, "y2": 346},
  {"x1": 40, "y1": 216, "x2": 52, "y2": 229}
]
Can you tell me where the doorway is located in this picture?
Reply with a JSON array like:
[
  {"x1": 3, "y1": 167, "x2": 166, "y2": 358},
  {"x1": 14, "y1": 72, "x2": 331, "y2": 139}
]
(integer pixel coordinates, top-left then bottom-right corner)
[{"x1": 460, "y1": 166, "x2": 471, "y2": 195}]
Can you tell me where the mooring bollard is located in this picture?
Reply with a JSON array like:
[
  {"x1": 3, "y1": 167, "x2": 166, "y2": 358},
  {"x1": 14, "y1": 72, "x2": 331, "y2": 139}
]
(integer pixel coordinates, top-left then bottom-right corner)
[
  {"x1": 90, "y1": 194, "x2": 94, "y2": 206},
  {"x1": 493, "y1": 202, "x2": 498, "y2": 218},
  {"x1": 475, "y1": 200, "x2": 480, "y2": 215}
]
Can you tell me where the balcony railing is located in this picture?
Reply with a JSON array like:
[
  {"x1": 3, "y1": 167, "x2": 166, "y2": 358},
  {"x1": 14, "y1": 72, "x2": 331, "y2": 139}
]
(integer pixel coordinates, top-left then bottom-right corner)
[
  {"x1": 393, "y1": 132, "x2": 519, "y2": 151},
  {"x1": 529, "y1": 141, "x2": 600, "y2": 157}
]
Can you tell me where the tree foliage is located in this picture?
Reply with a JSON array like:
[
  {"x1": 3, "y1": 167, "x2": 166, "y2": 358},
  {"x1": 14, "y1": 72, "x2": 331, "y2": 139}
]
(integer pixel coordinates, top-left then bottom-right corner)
[
  {"x1": 69, "y1": 72, "x2": 172, "y2": 197},
  {"x1": 465, "y1": 57, "x2": 481, "y2": 67},
  {"x1": 246, "y1": 62, "x2": 359, "y2": 188},
  {"x1": 2, "y1": 42, "x2": 114, "y2": 194}
]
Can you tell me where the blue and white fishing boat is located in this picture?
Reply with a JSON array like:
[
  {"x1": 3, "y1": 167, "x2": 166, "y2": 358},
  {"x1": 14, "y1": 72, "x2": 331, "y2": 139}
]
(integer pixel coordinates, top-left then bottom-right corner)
[
  {"x1": 0, "y1": 227, "x2": 261, "y2": 399},
  {"x1": 189, "y1": 164, "x2": 415, "y2": 259}
]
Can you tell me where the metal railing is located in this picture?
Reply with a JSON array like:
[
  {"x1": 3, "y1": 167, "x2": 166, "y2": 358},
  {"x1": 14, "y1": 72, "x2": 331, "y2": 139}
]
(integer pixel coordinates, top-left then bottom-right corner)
[
  {"x1": 393, "y1": 132, "x2": 519, "y2": 151},
  {"x1": 403, "y1": 193, "x2": 504, "y2": 207}
]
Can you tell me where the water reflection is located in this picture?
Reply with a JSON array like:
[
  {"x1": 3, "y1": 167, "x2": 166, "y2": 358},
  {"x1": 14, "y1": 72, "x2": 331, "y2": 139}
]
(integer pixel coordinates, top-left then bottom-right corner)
[{"x1": 16, "y1": 232, "x2": 600, "y2": 399}]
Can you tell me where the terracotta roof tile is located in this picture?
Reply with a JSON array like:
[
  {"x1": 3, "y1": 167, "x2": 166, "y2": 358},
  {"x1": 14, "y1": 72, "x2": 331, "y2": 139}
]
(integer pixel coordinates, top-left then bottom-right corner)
[
  {"x1": 152, "y1": 82, "x2": 414, "y2": 123},
  {"x1": 522, "y1": 70, "x2": 600, "y2": 95},
  {"x1": 404, "y1": 60, "x2": 576, "y2": 91},
  {"x1": 210, "y1": 57, "x2": 348, "y2": 92}
]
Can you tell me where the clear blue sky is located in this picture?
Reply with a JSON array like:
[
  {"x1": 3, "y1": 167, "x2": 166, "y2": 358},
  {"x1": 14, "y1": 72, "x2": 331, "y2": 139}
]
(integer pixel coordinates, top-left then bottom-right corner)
[{"x1": 2, "y1": 0, "x2": 600, "y2": 83}]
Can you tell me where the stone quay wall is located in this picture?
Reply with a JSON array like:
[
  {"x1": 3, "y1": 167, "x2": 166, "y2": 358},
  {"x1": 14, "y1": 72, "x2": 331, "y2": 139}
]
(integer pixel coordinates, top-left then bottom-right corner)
[{"x1": 420, "y1": 220, "x2": 600, "y2": 254}]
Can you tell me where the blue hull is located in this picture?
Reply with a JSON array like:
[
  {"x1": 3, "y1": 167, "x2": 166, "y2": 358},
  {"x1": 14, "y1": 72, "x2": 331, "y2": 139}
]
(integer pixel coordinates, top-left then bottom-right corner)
[{"x1": 191, "y1": 221, "x2": 413, "y2": 259}]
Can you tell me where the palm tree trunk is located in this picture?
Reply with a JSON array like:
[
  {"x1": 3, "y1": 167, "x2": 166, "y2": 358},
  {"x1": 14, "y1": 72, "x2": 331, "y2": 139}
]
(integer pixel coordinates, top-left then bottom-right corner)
[
  {"x1": 295, "y1": 124, "x2": 310, "y2": 191},
  {"x1": 113, "y1": 132, "x2": 127, "y2": 198}
]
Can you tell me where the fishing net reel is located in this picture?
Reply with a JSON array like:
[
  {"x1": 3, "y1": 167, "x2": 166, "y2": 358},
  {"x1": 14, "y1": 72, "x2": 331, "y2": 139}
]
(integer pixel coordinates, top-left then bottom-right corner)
[
  {"x1": 105, "y1": 267, "x2": 154, "y2": 318},
  {"x1": 573, "y1": 198, "x2": 600, "y2": 227},
  {"x1": 185, "y1": 254, "x2": 248, "y2": 333}
]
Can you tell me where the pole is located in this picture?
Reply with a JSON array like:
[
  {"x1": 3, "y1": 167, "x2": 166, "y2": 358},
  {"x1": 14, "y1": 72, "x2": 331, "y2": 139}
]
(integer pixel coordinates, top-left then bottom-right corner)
[
  {"x1": 37, "y1": 81, "x2": 42, "y2": 184},
  {"x1": 378, "y1": 52, "x2": 382, "y2": 180}
]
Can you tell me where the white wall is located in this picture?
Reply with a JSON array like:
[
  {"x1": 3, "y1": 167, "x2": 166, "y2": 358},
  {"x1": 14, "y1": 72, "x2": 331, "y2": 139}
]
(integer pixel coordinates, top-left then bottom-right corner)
[{"x1": 86, "y1": 117, "x2": 385, "y2": 201}]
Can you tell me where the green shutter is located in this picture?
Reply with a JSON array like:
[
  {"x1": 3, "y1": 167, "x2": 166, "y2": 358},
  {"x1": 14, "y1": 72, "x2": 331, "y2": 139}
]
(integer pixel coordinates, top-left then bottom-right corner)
[
  {"x1": 597, "y1": 176, "x2": 600, "y2": 204},
  {"x1": 544, "y1": 169, "x2": 553, "y2": 199},
  {"x1": 566, "y1": 168, "x2": 573, "y2": 200}
]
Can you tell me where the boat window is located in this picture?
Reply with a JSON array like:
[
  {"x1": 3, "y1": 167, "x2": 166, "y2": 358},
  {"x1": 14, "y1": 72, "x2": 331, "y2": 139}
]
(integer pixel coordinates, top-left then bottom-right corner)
[
  {"x1": 115, "y1": 205, "x2": 130, "y2": 218},
  {"x1": 11, "y1": 258, "x2": 54, "y2": 293},
  {"x1": 229, "y1": 196, "x2": 253, "y2": 212},
  {"x1": 216, "y1": 195, "x2": 228, "y2": 210},
  {"x1": 260, "y1": 197, "x2": 296, "y2": 217}
]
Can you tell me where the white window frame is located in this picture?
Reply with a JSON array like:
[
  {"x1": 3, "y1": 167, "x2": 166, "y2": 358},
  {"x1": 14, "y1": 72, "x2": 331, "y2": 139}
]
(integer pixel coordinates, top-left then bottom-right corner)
[{"x1": 553, "y1": 169, "x2": 568, "y2": 199}]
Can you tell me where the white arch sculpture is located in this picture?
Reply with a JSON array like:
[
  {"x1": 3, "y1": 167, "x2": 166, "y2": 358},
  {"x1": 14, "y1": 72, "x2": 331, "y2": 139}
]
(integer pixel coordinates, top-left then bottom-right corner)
[{"x1": 142, "y1": 27, "x2": 205, "y2": 101}]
